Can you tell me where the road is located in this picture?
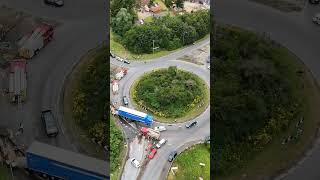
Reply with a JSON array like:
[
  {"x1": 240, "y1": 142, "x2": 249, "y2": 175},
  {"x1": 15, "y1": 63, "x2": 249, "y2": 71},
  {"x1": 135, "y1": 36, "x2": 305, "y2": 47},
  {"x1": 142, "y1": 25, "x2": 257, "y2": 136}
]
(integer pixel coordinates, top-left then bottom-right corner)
[
  {"x1": 111, "y1": 38, "x2": 210, "y2": 180},
  {"x1": 0, "y1": 0, "x2": 107, "y2": 178},
  {"x1": 214, "y1": 0, "x2": 320, "y2": 179}
]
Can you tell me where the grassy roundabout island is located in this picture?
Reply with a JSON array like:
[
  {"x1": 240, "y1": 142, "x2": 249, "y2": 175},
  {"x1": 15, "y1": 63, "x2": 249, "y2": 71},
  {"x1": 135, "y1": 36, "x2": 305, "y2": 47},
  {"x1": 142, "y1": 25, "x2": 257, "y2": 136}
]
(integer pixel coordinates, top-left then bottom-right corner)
[
  {"x1": 131, "y1": 66, "x2": 209, "y2": 123},
  {"x1": 213, "y1": 25, "x2": 320, "y2": 179},
  {"x1": 167, "y1": 143, "x2": 210, "y2": 180}
]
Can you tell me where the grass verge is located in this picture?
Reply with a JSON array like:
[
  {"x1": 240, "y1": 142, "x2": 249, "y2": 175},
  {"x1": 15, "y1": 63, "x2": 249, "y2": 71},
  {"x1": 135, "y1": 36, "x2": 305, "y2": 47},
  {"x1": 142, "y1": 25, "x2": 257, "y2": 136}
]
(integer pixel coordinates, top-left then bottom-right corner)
[
  {"x1": 219, "y1": 47, "x2": 320, "y2": 180},
  {"x1": 167, "y1": 144, "x2": 210, "y2": 180},
  {"x1": 129, "y1": 68, "x2": 209, "y2": 123},
  {"x1": 110, "y1": 31, "x2": 209, "y2": 61}
]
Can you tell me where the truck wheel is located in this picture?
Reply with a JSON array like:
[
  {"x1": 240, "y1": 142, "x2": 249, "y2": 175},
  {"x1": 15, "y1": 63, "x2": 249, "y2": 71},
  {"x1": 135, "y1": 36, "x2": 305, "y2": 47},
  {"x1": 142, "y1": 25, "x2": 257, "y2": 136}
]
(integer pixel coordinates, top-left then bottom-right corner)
[{"x1": 35, "y1": 49, "x2": 40, "y2": 55}]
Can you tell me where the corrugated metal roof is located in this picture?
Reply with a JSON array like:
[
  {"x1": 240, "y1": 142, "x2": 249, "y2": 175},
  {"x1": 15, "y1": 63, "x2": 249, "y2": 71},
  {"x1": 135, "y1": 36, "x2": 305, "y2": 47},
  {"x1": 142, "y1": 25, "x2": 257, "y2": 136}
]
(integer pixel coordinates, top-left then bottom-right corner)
[
  {"x1": 118, "y1": 106, "x2": 147, "y2": 118},
  {"x1": 27, "y1": 141, "x2": 108, "y2": 178}
]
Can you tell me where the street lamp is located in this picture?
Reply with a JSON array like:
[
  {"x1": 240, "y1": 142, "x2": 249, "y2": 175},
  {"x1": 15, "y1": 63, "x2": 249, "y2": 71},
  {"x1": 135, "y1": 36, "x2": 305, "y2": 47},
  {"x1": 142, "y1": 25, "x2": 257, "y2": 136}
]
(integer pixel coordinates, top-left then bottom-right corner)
[{"x1": 152, "y1": 40, "x2": 159, "y2": 54}]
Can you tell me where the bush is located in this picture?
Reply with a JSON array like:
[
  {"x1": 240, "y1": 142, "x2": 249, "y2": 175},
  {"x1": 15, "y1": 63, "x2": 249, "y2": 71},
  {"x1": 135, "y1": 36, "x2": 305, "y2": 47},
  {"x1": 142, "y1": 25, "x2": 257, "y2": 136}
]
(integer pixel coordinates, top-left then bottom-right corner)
[
  {"x1": 133, "y1": 66, "x2": 206, "y2": 118},
  {"x1": 72, "y1": 46, "x2": 108, "y2": 146},
  {"x1": 110, "y1": 117, "x2": 124, "y2": 172}
]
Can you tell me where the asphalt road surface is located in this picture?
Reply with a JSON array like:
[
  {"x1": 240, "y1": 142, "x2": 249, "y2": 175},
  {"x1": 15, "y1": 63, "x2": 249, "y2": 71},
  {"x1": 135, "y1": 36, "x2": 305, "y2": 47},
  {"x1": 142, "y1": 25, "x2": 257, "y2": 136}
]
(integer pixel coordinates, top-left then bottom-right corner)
[
  {"x1": 111, "y1": 38, "x2": 210, "y2": 180},
  {"x1": 215, "y1": 0, "x2": 320, "y2": 179},
  {"x1": 0, "y1": 0, "x2": 106, "y2": 179}
]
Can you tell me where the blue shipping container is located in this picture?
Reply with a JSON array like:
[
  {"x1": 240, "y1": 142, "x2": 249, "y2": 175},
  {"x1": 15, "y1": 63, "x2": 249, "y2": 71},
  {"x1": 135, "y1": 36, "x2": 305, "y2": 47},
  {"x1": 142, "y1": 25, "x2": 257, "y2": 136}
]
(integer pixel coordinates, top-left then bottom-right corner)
[
  {"x1": 118, "y1": 106, "x2": 153, "y2": 126},
  {"x1": 26, "y1": 141, "x2": 109, "y2": 180}
]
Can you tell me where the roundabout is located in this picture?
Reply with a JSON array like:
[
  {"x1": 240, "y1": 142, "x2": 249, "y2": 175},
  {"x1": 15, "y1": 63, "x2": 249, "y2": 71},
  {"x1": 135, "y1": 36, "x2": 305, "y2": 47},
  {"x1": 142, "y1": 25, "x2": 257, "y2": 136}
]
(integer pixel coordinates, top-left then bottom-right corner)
[
  {"x1": 129, "y1": 67, "x2": 209, "y2": 123},
  {"x1": 110, "y1": 38, "x2": 210, "y2": 180}
]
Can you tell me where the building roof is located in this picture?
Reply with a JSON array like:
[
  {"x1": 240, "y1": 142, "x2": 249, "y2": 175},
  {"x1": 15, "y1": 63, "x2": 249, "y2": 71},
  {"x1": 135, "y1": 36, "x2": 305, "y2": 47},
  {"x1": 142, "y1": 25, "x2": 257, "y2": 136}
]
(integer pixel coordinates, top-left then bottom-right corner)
[{"x1": 27, "y1": 141, "x2": 108, "y2": 178}]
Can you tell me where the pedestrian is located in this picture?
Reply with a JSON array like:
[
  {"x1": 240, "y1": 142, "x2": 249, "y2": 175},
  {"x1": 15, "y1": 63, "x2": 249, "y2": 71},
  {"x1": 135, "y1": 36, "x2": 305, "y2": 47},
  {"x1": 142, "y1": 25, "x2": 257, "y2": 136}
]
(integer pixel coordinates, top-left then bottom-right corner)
[{"x1": 18, "y1": 122, "x2": 24, "y2": 134}]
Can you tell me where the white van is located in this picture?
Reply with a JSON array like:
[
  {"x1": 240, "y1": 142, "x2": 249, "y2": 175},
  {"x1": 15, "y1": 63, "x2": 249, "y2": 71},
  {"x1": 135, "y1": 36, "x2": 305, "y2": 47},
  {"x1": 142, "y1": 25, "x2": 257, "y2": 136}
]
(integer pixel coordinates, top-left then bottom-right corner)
[
  {"x1": 154, "y1": 126, "x2": 166, "y2": 132},
  {"x1": 156, "y1": 139, "x2": 167, "y2": 149}
]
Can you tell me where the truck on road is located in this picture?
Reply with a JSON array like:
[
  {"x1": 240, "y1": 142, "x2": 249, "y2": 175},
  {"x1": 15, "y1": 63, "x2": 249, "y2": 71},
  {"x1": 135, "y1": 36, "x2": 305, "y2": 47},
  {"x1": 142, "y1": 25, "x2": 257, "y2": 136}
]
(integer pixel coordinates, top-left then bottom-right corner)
[
  {"x1": 112, "y1": 80, "x2": 119, "y2": 94},
  {"x1": 117, "y1": 106, "x2": 153, "y2": 126},
  {"x1": 18, "y1": 24, "x2": 54, "y2": 59},
  {"x1": 8, "y1": 59, "x2": 27, "y2": 103},
  {"x1": 26, "y1": 141, "x2": 109, "y2": 180},
  {"x1": 140, "y1": 127, "x2": 160, "y2": 140}
]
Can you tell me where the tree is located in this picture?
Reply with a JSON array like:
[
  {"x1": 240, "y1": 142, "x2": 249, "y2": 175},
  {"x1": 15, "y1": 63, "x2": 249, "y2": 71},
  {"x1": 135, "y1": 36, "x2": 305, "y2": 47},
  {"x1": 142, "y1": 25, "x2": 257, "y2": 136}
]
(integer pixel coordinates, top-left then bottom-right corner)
[
  {"x1": 176, "y1": 0, "x2": 184, "y2": 9},
  {"x1": 111, "y1": 8, "x2": 134, "y2": 37},
  {"x1": 110, "y1": 0, "x2": 136, "y2": 17},
  {"x1": 164, "y1": 0, "x2": 173, "y2": 8}
]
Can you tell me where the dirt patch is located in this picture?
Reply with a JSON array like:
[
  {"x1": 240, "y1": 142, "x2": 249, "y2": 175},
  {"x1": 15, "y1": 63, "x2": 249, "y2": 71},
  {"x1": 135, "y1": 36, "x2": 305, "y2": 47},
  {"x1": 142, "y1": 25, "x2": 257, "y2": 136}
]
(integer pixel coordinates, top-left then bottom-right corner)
[{"x1": 177, "y1": 44, "x2": 209, "y2": 65}]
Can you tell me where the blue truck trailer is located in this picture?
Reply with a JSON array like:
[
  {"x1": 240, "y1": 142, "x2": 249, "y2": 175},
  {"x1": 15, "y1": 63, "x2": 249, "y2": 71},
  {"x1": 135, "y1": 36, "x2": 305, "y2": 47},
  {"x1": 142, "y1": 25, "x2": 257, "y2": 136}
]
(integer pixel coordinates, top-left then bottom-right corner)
[
  {"x1": 26, "y1": 141, "x2": 109, "y2": 180},
  {"x1": 117, "y1": 106, "x2": 153, "y2": 126}
]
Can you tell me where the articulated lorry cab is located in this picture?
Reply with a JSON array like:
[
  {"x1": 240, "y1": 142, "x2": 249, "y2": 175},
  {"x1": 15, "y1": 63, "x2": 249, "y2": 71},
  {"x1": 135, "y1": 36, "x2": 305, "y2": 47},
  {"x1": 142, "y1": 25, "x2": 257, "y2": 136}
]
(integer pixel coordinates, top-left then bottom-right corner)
[
  {"x1": 117, "y1": 106, "x2": 153, "y2": 126},
  {"x1": 26, "y1": 141, "x2": 109, "y2": 180}
]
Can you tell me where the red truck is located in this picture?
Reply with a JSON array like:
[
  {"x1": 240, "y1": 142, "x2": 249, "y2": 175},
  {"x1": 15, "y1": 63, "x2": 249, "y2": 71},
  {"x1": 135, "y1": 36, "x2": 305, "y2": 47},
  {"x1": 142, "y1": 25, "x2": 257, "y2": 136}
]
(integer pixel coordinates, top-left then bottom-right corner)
[
  {"x1": 18, "y1": 24, "x2": 54, "y2": 59},
  {"x1": 140, "y1": 127, "x2": 160, "y2": 140}
]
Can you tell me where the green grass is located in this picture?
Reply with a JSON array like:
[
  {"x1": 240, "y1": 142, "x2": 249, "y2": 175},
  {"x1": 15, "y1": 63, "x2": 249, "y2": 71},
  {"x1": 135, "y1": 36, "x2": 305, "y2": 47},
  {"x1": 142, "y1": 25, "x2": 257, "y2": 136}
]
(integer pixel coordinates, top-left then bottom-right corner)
[
  {"x1": 130, "y1": 68, "x2": 209, "y2": 123},
  {"x1": 168, "y1": 144, "x2": 210, "y2": 180},
  {"x1": 110, "y1": 31, "x2": 209, "y2": 61},
  {"x1": 0, "y1": 166, "x2": 10, "y2": 180}
]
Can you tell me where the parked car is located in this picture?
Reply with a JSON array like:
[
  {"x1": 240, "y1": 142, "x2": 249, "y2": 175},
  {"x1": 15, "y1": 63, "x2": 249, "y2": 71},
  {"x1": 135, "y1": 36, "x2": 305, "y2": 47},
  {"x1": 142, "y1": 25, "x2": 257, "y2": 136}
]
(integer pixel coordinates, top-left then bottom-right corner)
[
  {"x1": 168, "y1": 151, "x2": 177, "y2": 162},
  {"x1": 123, "y1": 96, "x2": 129, "y2": 106},
  {"x1": 312, "y1": 13, "x2": 320, "y2": 24},
  {"x1": 124, "y1": 59, "x2": 130, "y2": 64},
  {"x1": 156, "y1": 139, "x2": 167, "y2": 149},
  {"x1": 116, "y1": 56, "x2": 123, "y2": 62},
  {"x1": 154, "y1": 126, "x2": 166, "y2": 132},
  {"x1": 185, "y1": 121, "x2": 197, "y2": 128},
  {"x1": 110, "y1": 51, "x2": 115, "y2": 58},
  {"x1": 130, "y1": 158, "x2": 140, "y2": 168},
  {"x1": 41, "y1": 110, "x2": 59, "y2": 137},
  {"x1": 148, "y1": 148, "x2": 157, "y2": 159},
  {"x1": 44, "y1": 0, "x2": 64, "y2": 7},
  {"x1": 205, "y1": 136, "x2": 210, "y2": 144},
  {"x1": 309, "y1": 0, "x2": 320, "y2": 4}
]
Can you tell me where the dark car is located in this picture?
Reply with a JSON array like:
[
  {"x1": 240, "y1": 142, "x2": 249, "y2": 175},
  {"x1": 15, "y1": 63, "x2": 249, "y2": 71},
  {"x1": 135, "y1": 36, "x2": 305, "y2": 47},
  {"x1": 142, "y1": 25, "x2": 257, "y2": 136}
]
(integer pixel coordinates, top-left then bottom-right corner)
[
  {"x1": 41, "y1": 110, "x2": 59, "y2": 137},
  {"x1": 44, "y1": 0, "x2": 64, "y2": 7},
  {"x1": 123, "y1": 96, "x2": 129, "y2": 106},
  {"x1": 168, "y1": 151, "x2": 177, "y2": 162},
  {"x1": 310, "y1": 0, "x2": 320, "y2": 4},
  {"x1": 110, "y1": 51, "x2": 115, "y2": 58},
  {"x1": 124, "y1": 59, "x2": 130, "y2": 64},
  {"x1": 185, "y1": 121, "x2": 197, "y2": 128}
]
